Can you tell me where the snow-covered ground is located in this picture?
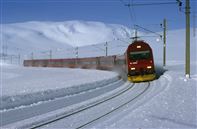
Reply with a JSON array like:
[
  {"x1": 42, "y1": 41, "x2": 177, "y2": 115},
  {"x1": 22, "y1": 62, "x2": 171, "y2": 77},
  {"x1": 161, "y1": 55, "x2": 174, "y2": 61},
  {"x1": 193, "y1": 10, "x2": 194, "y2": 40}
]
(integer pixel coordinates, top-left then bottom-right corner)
[
  {"x1": 1, "y1": 61, "x2": 196, "y2": 129},
  {"x1": 92, "y1": 61, "x2": 197, "y2": 129},
  {"x1": 0, "y1": 62, "x2": 119, "y2": 111}
]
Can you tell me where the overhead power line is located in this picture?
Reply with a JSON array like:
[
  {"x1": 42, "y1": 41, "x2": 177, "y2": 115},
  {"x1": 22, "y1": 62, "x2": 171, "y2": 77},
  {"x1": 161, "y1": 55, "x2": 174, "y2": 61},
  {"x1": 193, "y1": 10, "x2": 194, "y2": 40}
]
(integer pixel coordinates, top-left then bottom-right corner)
[
  {"x1": 128, "y1": 6, "x2": 134, "y2": 24},
  {"x1": 124, "y1": 1, "x2": 179, "y2": 7},
  {"x1": 134, "y1": 24, "x2": 162, "y2": 38},
  {"x1": 127, "y1": 0, "x2": 136, "y2": 24}
]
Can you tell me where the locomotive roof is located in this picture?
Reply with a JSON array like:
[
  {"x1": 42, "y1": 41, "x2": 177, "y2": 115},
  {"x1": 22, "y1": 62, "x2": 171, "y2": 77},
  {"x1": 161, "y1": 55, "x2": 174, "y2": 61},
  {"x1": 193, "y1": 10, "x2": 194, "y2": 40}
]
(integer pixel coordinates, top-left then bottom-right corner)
[{"x1": 127, "y1": 40, "x2": 152, "y2": 50}]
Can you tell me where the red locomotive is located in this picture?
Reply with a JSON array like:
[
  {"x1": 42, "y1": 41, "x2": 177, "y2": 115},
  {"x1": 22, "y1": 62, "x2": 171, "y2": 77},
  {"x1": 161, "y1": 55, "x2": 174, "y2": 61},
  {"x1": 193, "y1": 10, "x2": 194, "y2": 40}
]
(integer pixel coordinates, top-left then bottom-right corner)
[
  {"x1": 24, "y1": 40, "x2": 156, "y2": 82},
  {"x1": 125, "y1": 40, "x2": 156, "y2": 82}
]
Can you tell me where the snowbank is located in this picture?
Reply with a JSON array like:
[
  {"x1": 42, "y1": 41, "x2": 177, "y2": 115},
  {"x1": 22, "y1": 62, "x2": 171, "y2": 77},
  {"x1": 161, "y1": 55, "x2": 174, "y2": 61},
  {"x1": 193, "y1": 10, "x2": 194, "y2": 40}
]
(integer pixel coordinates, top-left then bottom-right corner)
[
  {"x1": 3, "y1": 82, "x2": 130, "y2": 129},
  {"x1": 0, "y1": 65, "x2": 119, "y2": 110}
]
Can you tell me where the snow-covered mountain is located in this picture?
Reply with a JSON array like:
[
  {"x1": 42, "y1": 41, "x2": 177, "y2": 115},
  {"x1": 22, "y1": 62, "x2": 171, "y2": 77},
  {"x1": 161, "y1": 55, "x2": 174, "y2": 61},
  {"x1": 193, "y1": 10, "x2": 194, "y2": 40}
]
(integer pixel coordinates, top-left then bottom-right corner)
[
  {"x1": 1, "y1": 20, "x2": 131, "y2": 52},
  {"x1": 0, "y1": 20, "x2": 196, "y2": 63}
]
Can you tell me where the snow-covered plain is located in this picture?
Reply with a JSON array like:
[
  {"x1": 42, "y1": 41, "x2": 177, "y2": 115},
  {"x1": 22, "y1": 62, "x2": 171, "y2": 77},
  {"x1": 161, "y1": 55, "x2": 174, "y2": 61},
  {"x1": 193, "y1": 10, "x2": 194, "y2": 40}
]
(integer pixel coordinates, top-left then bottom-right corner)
[
  {"x1": 0, "y1": 63, "x2": 119, "y2": 110},
  {"x1": 0, "y1": 20, "x2": 197, "y2": 128}
]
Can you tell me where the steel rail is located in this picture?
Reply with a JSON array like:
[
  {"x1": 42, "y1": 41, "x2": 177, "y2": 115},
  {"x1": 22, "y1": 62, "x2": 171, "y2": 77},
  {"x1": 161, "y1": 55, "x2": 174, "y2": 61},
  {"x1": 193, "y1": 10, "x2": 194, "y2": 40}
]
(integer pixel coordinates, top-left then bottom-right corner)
[
  {"x1": 31, "y1": 83, "x2": 135, "y2": 129},
  {"x1": 76, "y1": 82, "x2": 150, "y2": 129}
]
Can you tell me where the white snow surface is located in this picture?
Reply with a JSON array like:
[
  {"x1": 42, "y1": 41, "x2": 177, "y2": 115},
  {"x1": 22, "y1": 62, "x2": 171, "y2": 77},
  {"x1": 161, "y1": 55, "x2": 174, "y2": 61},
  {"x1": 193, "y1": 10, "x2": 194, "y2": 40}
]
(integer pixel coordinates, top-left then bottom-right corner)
[
  {"x1": 0, "y1": 63, "x2": 119, "y2": 110},
  {"x1": 92, "y1": 62, "x2": 197, "y2": 129},
  {"x1": 2, "y1": 62, "x2": 196, "y2": 129}
]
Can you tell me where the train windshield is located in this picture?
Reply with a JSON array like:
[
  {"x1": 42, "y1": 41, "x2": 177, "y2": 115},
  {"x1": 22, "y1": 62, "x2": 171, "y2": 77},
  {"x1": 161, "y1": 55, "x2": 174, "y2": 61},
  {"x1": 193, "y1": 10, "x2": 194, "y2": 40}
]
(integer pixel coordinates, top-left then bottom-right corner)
[{"x1": 129, "y1": 50, "x2": 151, "y2": 60}]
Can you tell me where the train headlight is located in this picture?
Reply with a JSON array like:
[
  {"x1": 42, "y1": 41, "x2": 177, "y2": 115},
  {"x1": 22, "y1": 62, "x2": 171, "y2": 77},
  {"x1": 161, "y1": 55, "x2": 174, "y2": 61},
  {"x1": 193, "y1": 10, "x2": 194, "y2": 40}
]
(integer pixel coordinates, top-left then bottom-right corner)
[
  {"x1": 131, "y1": 67, "x2": 135, "y2": 70},
  {"x1": 137, "y1": 45, "x2": 141, "y2": 48},
  {"x1": 147, "y1": 66, "x2": 152, "y2": 69}
]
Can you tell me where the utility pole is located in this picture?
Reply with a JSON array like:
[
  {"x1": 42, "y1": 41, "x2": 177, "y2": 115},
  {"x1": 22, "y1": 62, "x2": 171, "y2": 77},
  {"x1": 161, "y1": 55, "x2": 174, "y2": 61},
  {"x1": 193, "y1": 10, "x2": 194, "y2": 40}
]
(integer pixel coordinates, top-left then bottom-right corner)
[
  {"x1": 75, "y1": 47, "x2": 78, "y2": 58},
  {"x1": 193, "y1": 10, "x2": 196, "y2": 37},
  {"x1": 2, "y1": 45, "x2": 8, "y2": 62},
  {"x1": 3, "y1": 45, "x2": 8, "y2": 56},
  {"x1": 31, "y1": 52, "x2": 34, "y2": 60},
  {"x1": 75, "y1": 47, "x2": 78, "y2": 66},
  {"x1": 49, "y1": 49, "x2": 52, "y2": 59},
  {"x1": 18, "y1": 54, "x2": 20, "y2": 65},
  {"x1": 105, "y1": 42, "x2": 108, "y2": 56},
  {"x1": 185, "y1": 0, "x2": 190, "y2": 78},
  {"x1": 163, "y1": 18, "x2": 167, "y2": 67},
  {"x1": 10, "y1": 55, "x2": 13, "y2": 64},
  {"x1": 134, "y1": 28, "x2": 138, "y2": 41}
]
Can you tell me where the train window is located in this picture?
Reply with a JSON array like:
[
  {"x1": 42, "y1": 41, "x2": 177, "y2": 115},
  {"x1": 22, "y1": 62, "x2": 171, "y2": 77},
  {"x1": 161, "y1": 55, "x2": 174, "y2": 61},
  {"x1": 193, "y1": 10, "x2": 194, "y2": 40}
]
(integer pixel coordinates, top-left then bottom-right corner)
[
  {"x1": 129, "y1": 50, "x2": 150, "y2": 60},
  {"x1": 116, "y1": 59, "x2": 125, "y2": 65},
  {"x1": 80, "y1": 61, "x2": 96, "y2": 65}
]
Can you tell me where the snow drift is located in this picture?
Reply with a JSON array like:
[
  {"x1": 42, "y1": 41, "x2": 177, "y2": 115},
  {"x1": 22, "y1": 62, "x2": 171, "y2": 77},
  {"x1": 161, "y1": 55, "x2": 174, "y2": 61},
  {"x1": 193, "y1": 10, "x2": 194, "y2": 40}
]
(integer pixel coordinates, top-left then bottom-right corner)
[{"x1": 0, "y1": 64, "x2": 119, "y2": 110}]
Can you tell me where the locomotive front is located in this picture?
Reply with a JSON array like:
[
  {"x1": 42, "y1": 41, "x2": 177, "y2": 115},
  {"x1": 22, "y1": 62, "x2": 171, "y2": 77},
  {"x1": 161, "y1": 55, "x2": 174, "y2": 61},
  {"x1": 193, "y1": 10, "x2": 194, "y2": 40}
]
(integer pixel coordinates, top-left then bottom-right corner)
[{"x1": 126, "y1": 41, "x2": 156, "y2": 82}]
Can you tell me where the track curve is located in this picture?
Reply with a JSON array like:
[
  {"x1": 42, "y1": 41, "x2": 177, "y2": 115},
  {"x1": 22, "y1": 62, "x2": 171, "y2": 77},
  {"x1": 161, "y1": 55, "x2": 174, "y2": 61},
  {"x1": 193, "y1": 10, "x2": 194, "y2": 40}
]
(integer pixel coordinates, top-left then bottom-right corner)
[
  {"x1": 35, "y1": 82, "x2": 150, "y2": 129},
  {"x1": 76, "y1": 82, "x2": 150, "y2": 129},
  {"x1": 29, "y1": 82, "x2": 135, "y2": 129}
]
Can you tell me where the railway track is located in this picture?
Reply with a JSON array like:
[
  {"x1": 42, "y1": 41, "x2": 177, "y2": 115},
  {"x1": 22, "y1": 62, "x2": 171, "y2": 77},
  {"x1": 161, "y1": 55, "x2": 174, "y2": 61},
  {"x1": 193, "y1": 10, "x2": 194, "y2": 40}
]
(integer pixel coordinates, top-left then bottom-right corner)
[
  {"x1": 31, "y1": 82, "x2": 150, "y2": 129},
  {"x1": 76, "y1": 82, "x2": 150, "y2": 129}
]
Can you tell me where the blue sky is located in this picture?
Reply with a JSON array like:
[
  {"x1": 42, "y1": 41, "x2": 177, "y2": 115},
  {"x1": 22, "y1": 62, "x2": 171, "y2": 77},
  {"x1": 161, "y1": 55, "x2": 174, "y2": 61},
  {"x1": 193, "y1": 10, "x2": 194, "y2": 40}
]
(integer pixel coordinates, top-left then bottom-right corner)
[{"x1": 1, "y1": 0, "x2": 196, "y2": 30}]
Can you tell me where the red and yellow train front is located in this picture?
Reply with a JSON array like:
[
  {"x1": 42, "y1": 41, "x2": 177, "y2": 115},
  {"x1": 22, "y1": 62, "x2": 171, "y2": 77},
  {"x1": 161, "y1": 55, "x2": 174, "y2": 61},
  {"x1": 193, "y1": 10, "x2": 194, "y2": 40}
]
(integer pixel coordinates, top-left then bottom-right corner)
[{"x1": 126, "y1": 41, "x2": 156, "y2": 82}]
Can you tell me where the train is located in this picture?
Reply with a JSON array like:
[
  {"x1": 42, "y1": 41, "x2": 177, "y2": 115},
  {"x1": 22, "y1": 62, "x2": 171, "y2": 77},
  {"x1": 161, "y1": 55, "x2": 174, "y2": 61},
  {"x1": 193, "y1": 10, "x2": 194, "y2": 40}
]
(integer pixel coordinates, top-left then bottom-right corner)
[
  {"x1": 24, "y1": 40, "x2": 156, "y2": 82},
  {"x1": 125, "y1": 40, "x2": 156, "y2": 82}
]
